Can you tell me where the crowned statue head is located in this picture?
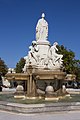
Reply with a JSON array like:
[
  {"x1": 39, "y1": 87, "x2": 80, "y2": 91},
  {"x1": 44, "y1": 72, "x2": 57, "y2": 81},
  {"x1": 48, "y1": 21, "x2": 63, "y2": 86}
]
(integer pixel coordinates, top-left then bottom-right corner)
[{"x1": 42, "y1": 13, "x2": 45, "y2": 18}]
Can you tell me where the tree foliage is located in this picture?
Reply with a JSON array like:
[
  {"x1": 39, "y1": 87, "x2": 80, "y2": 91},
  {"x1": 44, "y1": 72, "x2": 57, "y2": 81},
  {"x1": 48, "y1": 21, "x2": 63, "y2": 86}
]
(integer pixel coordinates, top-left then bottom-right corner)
[
  {"x1": 57, "y1": 45, "x2": 80, "y2": 80},
  {"x1": 74, "y1": 60, "x2": 80, "y2": 80},
  {"x1": 15, "y1": 58, "x2": 25, "y2": 73},
  {"x1": 0, "y1": 58, "x2": 8, "y2": 76}
]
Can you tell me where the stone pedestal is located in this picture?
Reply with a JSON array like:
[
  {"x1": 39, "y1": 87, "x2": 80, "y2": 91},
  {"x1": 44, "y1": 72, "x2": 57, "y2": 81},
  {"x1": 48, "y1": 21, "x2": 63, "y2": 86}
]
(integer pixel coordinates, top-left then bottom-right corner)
[
  {"x1": 36, "y1": 40, "x2": 51, "y2": 68},
  {"x1": 27, "y1": 75, "x2": 37, "y2": 97},
  {"x1": 27, "y1": 65, "x2": 37, "y2": 98},
  {"x1": 37, "y1": 40, "x2": 50, "y2": 56}
]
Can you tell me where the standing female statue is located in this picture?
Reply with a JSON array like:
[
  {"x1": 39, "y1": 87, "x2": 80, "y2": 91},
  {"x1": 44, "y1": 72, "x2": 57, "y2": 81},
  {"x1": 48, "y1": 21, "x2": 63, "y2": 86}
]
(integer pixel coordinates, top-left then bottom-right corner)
[{"x1": 36, "y1": 13, "x2": 48, "y2": 41}]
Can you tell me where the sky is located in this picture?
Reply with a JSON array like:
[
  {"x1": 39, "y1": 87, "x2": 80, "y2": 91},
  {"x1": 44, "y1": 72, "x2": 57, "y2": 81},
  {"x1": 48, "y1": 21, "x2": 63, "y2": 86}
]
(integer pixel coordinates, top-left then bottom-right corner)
[{"x1": 0, "y1": 0, "x2": 80, "y2": 68}]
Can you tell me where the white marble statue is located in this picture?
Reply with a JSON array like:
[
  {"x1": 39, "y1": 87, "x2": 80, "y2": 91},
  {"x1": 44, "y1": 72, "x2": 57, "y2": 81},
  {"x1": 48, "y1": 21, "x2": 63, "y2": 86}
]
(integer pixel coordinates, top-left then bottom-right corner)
[
  {"x1": 23, "y1": 41, "x2": 39, "y2": 72},
  {"x1": 50, "y1": 42, "x2": 63, "y2": 65},
  {"x1": 36, "y1": 13, "x2": 48, "y2": 41},
  {"x1": 28, "y1": 41, "x2": 39, "y2": 63},
  {"x1": 23, "y1": 13, "x2": 64, "y2": 72}
]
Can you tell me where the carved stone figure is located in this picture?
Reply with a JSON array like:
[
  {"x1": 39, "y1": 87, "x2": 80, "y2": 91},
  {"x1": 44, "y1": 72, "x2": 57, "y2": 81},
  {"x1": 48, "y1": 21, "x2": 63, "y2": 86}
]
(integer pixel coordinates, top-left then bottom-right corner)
[
  {"x1": 36, "y1": 13, "x2": 48, "y2": 41},
  {"x1": 28, "y1": 41, "x2": 39, "y2": 63},
  {"x1": 50, "y1": 42, "x2": 63, "y2": 65},
  {"x1": 23, "y1": 41, "x2": 39, "y2": 72}
]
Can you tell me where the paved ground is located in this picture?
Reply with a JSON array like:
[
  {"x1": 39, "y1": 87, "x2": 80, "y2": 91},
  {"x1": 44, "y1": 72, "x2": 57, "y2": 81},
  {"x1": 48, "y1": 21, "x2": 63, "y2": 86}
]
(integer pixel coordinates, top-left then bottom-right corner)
[
  {"x1": 0, "y1": 88, "x2": 80, "y2": 119},
  {"x1": 0, "y1": 110, "x2": 80, "y2": 120}
]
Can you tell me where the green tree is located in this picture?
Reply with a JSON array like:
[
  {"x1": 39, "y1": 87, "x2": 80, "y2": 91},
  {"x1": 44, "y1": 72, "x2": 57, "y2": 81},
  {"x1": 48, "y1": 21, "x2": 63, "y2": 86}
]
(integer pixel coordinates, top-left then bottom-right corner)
[
  {"x1": 74, "y1": 60, "x2": 80, "y2": 80},
  {"x1": 0, "y1": 58, "x2": 8, "y2": 76},
  {"x1": 15, "y1": 58, "x2": 25, "y2": 73},
  {"x1": 57, "y1": 45, "x2": 80, "y2": 77}
]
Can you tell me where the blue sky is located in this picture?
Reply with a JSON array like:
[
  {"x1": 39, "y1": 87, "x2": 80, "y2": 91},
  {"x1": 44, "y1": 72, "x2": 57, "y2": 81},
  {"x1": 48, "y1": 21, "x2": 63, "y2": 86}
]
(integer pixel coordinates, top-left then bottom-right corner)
[{"x1": 0, "y1": 0, "x2": 80, "y2": 68}]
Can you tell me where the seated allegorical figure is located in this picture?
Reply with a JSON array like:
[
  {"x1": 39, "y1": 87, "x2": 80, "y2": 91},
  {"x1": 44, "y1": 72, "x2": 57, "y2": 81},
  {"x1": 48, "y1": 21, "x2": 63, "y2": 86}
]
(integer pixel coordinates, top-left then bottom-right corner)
[
  {"x1": 23, "y1": 41, "x2": 39, "y2": 72},
  {"x1": 50, "y1": 42, "x2": 63, "y2": 65},
  {"x1": 28, "y1": 41, "x2": 39, "y2": 63}
]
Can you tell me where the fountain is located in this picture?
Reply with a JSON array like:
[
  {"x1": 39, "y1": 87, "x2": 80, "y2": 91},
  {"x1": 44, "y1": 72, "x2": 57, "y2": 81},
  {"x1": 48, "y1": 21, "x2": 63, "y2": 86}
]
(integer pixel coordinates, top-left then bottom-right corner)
[{"x1": 6, "y1": 13, "x2": 67, "y2": 100}]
